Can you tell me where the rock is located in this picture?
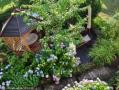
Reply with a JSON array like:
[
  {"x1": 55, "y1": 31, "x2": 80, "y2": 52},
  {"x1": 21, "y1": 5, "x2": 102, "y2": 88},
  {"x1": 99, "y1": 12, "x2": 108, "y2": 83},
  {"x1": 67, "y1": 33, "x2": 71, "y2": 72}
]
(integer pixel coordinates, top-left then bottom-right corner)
[
  {"x1": 34, "y1": 87, "x2": 42, "y2": 90},
  {"x1": 61, "y1": 77, "x2": 77, "y2": 86},
  {"x1": 44, "y1": 85, "x2": 55, "y2": 90},
  {"x1": 79, "y1": 67, "x2": 116, "y2": 81},
  {"x1": 44, "y1": 77, "x2": 77, "y2": 90}
]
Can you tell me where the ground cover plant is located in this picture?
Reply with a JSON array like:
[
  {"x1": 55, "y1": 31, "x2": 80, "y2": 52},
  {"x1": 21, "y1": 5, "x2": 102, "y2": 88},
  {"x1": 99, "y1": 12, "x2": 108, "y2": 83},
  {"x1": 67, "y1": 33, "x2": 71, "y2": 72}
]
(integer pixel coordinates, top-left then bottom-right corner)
[{"x1": 62, "y1": 78, "x2": 112, "y2": 90}]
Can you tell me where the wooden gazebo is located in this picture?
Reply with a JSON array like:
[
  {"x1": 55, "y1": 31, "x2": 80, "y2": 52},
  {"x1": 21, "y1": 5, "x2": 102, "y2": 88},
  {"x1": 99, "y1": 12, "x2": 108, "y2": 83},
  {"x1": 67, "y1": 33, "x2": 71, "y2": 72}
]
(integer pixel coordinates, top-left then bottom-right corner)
[{"x1": 0, "y1": 9, "x2": 42, "y2": 55}]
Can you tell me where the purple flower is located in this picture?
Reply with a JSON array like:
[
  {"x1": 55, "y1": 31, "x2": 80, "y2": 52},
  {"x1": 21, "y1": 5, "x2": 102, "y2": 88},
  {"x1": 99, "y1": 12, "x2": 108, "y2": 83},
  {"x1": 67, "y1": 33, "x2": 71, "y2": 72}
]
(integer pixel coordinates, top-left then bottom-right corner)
[
  {"x1": 0, "y1": 85, "x2": 5, "y2": 90},
  {"x1": 53, "y1": 75, "x2": 60, "y2": 84}
]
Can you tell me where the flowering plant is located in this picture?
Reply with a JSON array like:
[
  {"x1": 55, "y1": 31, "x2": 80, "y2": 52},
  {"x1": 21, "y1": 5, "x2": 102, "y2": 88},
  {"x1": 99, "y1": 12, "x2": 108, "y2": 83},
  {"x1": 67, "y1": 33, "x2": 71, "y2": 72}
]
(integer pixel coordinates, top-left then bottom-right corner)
[
  {"x1": 62, "y1": 78, "x2": 112, "y2": 90},
  {"x1": 35, "y1": 35, "x2": 80, "y2": 84}
]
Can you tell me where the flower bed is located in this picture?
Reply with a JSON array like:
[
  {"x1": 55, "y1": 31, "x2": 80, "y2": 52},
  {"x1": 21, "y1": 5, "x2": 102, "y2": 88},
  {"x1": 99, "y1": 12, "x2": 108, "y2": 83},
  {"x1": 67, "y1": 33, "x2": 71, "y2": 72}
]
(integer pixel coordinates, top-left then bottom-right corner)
[{"x1": 0, "y1": 0, "x2": 111, "y2": 89}]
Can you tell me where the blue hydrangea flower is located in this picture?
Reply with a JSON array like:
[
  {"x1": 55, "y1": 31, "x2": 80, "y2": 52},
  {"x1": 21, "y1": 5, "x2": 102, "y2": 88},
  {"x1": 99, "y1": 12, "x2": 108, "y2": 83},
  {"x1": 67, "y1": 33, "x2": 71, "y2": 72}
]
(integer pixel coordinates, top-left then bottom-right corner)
[
  {"x1": 47, "y1": 54, "x2": 58, "y2": 62},
  {"x1": 5, "y1": 64, "x2": 11, "y2": 70},
  {"x1": 35, "y1": 54, "x2": 41, "y2": 63},
  {"x1": 23, "y1": 72, "x2": 28, "y2": 78},
  {"x1": 6, "y1": 80, "x2": 11, "y2": 87},
  {"x1": 28, "y1": 70, "x2": 33, "y2": 74}
]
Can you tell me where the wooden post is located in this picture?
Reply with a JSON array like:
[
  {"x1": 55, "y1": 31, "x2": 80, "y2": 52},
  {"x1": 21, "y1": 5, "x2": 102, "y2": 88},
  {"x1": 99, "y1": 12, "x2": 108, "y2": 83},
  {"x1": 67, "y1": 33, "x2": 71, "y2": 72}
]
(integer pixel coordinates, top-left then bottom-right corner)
[{"x1": 87, "y1": 5, "x2": 92, "y2": 29}]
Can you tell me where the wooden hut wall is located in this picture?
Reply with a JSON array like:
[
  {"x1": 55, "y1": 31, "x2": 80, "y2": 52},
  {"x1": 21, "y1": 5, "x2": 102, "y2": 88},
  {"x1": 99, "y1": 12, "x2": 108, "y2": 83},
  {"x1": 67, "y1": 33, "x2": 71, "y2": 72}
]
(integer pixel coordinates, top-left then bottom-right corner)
[{"x1": 2, "y1": 37, "x2": 24, "y2": 51}]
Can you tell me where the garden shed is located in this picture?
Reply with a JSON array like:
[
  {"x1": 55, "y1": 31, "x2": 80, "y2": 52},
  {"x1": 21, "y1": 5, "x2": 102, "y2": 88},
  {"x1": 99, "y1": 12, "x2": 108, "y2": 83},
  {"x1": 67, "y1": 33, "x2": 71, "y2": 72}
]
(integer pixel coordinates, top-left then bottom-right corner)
[{"x1": 0, "y1": 9, "x2": 42, "y2": 55}]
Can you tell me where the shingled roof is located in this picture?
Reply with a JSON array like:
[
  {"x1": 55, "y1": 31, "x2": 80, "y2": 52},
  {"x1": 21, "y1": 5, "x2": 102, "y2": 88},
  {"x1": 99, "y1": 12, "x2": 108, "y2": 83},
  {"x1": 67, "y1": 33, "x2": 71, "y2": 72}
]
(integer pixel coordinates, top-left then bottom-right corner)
[{"x1": 0, "y1": 15, "x2": 29, "y2": 37}]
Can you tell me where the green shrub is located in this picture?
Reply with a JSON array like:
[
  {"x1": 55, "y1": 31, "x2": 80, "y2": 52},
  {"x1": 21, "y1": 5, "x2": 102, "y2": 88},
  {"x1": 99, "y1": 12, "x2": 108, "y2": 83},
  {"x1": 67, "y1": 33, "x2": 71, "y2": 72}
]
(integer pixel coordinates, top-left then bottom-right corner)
[
  {"x1": 89, "y1": 39, "x2": 116, "y2": 66},
  {"x1": 62, "y1": 78, "x2": 112, "y2": 90},
  {"x1": 89, "y1": 14, "x2": 119, "y2": 66}
]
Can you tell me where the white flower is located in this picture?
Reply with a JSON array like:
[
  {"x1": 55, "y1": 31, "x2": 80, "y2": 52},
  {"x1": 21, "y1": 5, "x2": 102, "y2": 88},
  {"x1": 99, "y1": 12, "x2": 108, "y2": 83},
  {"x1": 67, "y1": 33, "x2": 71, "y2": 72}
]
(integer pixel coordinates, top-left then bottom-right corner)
[
  {"x1": 76, "y1": 57, "x2": 81, "y2": 66},
  {"x1": 65, "y1": 43, "x2": 76, "y2": 57},
  {"x1": 74, "y1": 81, "x2": 78, "y2": 84},
  {"x1": 67, "y1": 84, "x2": 71, "y2": 87},
  {"x1": 68, "y1": 42, "x2": 76, "y2": 55},
  {"x1": 70, "y1": 74, "x2": 72, "y2": 77},
  {"x1": 97, "y1": 78, "x2": 101, "y2": 82},
  {"x1": 45, "y1": 75, "x2": 49, "y2": 78},
  {"x1": 64, "y1": 86, "x2": 68, "y2": 89}
]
